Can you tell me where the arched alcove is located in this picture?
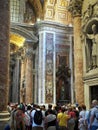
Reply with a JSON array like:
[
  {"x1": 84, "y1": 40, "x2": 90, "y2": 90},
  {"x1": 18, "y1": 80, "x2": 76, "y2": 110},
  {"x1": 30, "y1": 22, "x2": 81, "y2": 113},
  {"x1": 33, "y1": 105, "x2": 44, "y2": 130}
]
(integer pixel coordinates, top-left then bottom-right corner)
[
  {"x1": 83, "y1": 18, "x2": 98, "y2": 72},
  {"x1": 9, "y1": 24, "x2": 38, "y2": 103},
  {"x1": 84, "y1": 18, "x2": 98, "y2": 33}
]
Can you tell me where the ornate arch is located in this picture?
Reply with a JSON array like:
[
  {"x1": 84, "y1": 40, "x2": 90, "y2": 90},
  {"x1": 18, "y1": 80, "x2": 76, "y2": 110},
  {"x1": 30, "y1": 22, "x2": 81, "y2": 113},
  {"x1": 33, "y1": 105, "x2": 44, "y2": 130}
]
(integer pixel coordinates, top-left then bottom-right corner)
[
  {"x1": 84, "y1": 18, "x2": 98, "y2": 33},
  {"x1": 10, "y1": 24, "x2": 38, "y2": 47}
]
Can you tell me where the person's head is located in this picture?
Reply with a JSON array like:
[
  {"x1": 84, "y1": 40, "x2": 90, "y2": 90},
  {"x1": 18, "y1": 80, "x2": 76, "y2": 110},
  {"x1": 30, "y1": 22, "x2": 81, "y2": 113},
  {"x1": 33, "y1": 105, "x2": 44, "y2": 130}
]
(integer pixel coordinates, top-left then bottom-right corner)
[
  {"x1": 61, "y1": 107, "x2": 65, "y2": 113},
  {"x1": 48, "y1": 104, "x2": 52, "y2": 109},
  {"x1": 92, "y1": 99, "x2": 98, "y2": 107},
  {"x1": 35, "y1": 104, "x2": 40, "y2": 109},
  {"x1": 17, "y1": 103, "x2": 25, "y2": 113},
  {"x1": 27, "y1": 104, "x2": 32, "y2": 110},
  {"x1": 41, "y1": 105, "x2": 46, "y2": 111},
  {"x1": 80, "y1": 104, "x2": 86, "y2": 110},
  {"x1": 78, "y1": 106, "x2": 82, "y2": 111}
]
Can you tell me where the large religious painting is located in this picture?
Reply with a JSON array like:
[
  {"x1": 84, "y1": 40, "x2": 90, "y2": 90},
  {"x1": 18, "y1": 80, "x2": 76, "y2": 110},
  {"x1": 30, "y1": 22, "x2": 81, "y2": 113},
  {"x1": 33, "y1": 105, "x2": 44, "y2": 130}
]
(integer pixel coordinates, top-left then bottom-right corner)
[{"x1": 55, "y1": 34, "x2": 71, "y2": 104}]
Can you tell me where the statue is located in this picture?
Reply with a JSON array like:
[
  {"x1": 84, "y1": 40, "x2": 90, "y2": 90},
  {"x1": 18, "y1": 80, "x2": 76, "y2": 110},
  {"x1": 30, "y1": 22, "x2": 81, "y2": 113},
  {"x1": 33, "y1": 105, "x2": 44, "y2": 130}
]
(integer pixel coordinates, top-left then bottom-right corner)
[
  {"x1": 20, "y1": 80, "x2": 26, "y2": 103},
  {"x1": 85, "y1": 24, "x2": 98, "y2": 70},
  {"x1": 21, "y1": 87, "x2": 26, "y2": 103}
]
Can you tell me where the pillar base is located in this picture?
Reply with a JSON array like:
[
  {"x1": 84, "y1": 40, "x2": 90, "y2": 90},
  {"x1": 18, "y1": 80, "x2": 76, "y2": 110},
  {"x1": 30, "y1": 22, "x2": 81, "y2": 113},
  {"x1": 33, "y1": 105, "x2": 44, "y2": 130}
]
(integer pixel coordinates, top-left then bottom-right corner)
[{"x1": 0, "y1": 111, "x2": 10, "y2": 130}]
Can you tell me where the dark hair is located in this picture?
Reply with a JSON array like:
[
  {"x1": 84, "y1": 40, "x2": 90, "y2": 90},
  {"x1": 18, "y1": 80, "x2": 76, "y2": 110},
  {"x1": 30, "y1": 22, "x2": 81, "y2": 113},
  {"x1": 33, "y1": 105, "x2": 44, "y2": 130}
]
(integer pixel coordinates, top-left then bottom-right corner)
[
  {"x1": 81, "y1": 104, "x2": 86, "y2": 110},
  {"x1": 61, "y1": 107, "x2": 65, "y2": 113},
  {"x1": 27, "y1": 105, "x2": 31, "y2": 110},
  {"x1": 48, "y1": 104, "x2": 52, "y2": 109}
]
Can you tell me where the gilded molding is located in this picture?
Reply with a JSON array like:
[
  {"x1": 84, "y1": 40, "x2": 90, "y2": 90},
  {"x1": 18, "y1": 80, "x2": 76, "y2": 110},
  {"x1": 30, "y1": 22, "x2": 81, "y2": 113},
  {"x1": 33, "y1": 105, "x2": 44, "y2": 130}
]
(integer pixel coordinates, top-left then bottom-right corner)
[{"x1": 67, "y1": 0, "x2": 83, "y2": 17}]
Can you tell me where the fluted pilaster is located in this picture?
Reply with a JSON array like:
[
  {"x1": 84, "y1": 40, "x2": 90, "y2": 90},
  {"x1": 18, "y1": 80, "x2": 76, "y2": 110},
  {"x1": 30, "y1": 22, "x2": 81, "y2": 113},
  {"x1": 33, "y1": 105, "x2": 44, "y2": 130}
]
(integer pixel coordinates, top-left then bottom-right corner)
[
  {"x1": 68, "y1": 0, "x2": 84, "y2": 104},
  {"x1": 25, "y1": 42, "x2": 33, "y2": 104}
]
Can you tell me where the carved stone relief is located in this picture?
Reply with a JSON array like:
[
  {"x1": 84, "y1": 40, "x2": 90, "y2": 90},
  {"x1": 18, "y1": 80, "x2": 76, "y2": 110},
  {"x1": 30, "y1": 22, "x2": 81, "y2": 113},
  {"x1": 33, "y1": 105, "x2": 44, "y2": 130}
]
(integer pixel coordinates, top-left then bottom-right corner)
[
  {"x1": 84, "y1": 22, "x2": 98, "y2": 72},
  {"x1": 82, "y1": 4, "x2": 93, "y2": 25},
  {"x1": 93, "y1": 2, "x2": 98, "y2": 17},
  {"x1": 82, "y1": 2, "x2": 98, "y2": 72},
  {"x1": 68, "y1": 0, "x2": 83, "y2": 17},
  {"x1": 82, "y1": 2, "x2": 98, "y2": 27},
  {"x1": 48, "y1": 0, "x2": 55, "y2": 5}
]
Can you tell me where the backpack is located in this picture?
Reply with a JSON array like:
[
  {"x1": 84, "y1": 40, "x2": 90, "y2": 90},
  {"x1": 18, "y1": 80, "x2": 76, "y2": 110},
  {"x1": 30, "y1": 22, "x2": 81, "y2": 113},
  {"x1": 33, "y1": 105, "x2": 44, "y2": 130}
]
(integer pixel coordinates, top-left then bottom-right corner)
[
  {"x1": 94, "y1": 107, "x2": 98, "y2": 120},
  {"x1": 26, "y1": 111, "x2": 32, "y2": 125},
  {"x1": 24, "y1": 112, "x2": 31, "y2": 126},
  {"x1": 4, "y1": 124, "x2": 10, "y2": 130},
  {"x1": 34, "y1": 110, "x2": 43, "y2": 125},
  {"x1": 68, "y1": 117, "x2": 75, "y2": 125}
]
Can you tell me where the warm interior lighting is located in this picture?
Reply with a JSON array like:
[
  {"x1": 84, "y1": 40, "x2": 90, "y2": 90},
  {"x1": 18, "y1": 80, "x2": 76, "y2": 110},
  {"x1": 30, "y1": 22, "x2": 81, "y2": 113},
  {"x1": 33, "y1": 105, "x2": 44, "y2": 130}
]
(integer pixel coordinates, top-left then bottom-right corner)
[{"x1": 10, "y1": 33, "x2": 25, "y2": 47}]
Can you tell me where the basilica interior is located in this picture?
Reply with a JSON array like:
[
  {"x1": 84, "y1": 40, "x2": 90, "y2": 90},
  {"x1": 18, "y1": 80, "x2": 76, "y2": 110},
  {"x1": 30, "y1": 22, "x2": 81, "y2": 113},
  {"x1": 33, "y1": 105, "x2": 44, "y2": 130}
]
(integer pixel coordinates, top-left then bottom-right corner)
[
  {"x1": 0, "y1": 0, "x2": 98, "y2": 126},
  {"x1": 2, "y1": 0, "x2": 73, "y2": 106}
]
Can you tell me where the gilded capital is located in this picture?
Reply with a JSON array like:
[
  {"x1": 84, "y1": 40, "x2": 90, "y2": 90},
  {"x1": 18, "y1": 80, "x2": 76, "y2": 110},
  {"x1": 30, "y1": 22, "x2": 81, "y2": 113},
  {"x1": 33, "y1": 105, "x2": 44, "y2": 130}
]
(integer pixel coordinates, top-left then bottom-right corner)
[{"x1": 68, "y1": 0, "x2": 83, "y2": 17}]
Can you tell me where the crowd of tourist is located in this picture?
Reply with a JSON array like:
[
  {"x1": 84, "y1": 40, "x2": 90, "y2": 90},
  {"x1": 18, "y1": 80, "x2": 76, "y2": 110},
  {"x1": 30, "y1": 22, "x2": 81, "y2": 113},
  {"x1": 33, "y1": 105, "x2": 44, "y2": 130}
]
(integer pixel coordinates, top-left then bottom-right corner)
[{"x1": 4, "y1": 99, "x2": 98, "y2": 130}]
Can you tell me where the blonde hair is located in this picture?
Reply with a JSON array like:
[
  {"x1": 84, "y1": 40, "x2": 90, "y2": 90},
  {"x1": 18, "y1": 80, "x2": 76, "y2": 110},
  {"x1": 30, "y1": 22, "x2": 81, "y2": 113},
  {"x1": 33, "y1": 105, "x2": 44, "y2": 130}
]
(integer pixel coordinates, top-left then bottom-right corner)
[{"x1": 92, "y1": 99, "x2": 98, "y2": 105}]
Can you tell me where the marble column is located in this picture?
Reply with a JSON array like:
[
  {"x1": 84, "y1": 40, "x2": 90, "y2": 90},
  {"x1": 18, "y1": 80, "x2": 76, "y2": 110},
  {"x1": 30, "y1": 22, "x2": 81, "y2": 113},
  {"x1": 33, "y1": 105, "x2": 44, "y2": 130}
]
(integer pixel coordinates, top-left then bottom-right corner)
[
  {"x1": 25, "y1": 42, "x2": 33, "y2": 104},
  {"x1": 68, "y1": 0, "x2": 84, "y2": 104},
  {"x1": 0, "y1": 0, "x2": 10, "y2": 128}
]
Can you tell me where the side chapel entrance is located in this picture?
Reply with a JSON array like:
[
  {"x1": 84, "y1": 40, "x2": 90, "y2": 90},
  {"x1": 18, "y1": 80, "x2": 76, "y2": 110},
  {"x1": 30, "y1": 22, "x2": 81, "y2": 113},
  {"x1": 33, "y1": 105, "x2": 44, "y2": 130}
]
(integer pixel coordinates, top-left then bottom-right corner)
[{"x1": 90, "y1": 85, "x2": 98, "y2": 101}]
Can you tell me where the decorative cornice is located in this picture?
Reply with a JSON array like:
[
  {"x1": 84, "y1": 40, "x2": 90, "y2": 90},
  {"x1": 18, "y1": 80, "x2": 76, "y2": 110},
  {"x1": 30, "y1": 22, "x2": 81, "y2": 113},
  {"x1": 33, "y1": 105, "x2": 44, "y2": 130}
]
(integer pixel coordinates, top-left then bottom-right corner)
[
  {"x1": 34, "y1": 21, "x2": 73, "y2": 33},
  {"x1": 67, "y1": 0, "x2": 83, "y2": 17},
  {"x1": 83, "y1": 68, "x2": 98, "y2": 81},
  {"x1": 11, "y1": 22, "x2": 38, "y2": 43}
]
